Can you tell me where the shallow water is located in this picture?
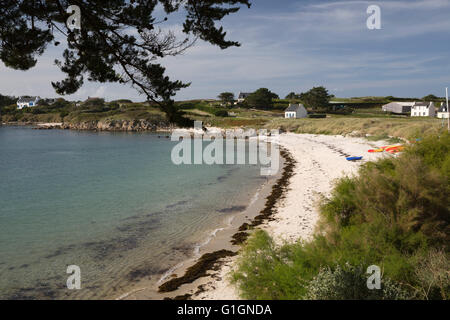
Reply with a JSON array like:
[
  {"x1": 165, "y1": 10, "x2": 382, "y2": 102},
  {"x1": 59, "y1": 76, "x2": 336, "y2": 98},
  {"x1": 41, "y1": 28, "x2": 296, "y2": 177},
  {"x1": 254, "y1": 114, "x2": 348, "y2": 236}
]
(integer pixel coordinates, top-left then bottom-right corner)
[{"x1": 0, "y1": 126, "x2": 264, "y2": 299}]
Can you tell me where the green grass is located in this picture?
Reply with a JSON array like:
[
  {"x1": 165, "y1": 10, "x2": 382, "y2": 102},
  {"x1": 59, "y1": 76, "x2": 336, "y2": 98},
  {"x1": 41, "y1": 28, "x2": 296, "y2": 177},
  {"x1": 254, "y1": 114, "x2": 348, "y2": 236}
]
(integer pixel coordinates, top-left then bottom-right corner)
[
  {"x1": 62, "y1": 105, "x2": 165, "y2": 123},
  {"x1": 365, "y1": 134, "x2": 403, "y2": 144},
  {"x1": 265, "y1": 117, "x2": 444, "y2": 140},
  {"x1": 231, "y1": 133, "x2": 450, "y2": 300}
]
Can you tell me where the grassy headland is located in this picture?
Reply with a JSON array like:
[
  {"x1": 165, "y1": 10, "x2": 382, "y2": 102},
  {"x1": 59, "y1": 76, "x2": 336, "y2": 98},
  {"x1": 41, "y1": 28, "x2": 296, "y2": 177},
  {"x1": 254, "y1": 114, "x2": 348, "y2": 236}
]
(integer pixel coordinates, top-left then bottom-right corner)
[{"x1": 1, "y1": 96, "x2": 445, "y2": 139}]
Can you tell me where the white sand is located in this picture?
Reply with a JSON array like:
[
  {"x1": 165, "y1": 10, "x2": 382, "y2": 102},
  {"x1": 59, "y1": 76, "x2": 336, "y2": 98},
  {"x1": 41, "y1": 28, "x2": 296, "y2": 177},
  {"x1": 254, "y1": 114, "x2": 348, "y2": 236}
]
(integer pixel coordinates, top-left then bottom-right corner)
[{"x1": 194, "y1": 133, "x2": 391, "y2": 300}]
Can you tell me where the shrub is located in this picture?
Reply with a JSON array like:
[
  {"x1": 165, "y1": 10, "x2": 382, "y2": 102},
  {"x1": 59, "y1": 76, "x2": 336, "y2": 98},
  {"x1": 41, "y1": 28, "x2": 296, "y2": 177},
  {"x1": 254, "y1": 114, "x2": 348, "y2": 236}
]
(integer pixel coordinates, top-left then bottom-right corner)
[
  {"x1": 231, "y1": 230, "x2": 314, "y2": 300},
  {"x1": 324, "y1": 134, "x2": 449, "y2": 246},
  {"x1": 305, "y1": 263, "x2": 412, "y2": 300},
  {"x1": 232, "y1": 133, "x2": 449, "y2": 300},
  {"x1": 59, "y1": 110, "x2": 69, "y2": 119},
  {"x1": 413, "y1": 249, "x2": 450, "y2": 300},
  {"x1": 214, "y1": 109, "x2": 229, "y2": 117}
]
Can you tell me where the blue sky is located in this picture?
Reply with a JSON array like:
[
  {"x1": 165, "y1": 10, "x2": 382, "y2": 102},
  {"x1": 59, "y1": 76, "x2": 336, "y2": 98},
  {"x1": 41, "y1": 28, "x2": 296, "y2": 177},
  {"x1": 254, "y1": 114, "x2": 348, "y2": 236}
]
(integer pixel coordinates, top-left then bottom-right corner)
[{"x1": 1, "y1": 0, "x2": 450, "y2": 101}]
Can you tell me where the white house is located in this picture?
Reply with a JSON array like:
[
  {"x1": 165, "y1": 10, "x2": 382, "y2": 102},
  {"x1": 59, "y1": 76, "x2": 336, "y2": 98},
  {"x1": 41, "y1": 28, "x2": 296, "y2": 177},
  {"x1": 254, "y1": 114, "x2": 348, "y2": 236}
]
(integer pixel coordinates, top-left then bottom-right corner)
[
  {"x1": 411, "y1": 101, "x2": 435, "y2": 117},
  {"x1": 437, "y1": 102, "x2": 449, "y2": 119},
  {"x1": 17, "y1": 96, "x2": 40, "y2": 109},
  {"x1": 236, "y1": 92, "x2": 251, "y2": 104},
  {"x1": 284, "y1": 104, "x2": 307, "y2": 119}
]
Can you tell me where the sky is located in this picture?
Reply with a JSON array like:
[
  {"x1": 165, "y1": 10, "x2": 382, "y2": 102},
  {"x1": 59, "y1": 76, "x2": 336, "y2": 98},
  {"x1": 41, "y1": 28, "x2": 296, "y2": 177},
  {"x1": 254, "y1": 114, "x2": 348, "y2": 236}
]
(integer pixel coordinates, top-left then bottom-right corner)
[{"x1": 1, "y1": 0, "x2": 450, "y2": 101}]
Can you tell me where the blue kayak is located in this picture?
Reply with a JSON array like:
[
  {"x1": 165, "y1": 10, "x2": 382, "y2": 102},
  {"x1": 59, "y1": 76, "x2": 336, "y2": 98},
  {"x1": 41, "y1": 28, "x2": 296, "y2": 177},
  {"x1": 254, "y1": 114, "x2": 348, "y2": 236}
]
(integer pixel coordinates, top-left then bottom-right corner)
[{"x1": 346, "y1": 156, "x2": 363, "y2": 161}]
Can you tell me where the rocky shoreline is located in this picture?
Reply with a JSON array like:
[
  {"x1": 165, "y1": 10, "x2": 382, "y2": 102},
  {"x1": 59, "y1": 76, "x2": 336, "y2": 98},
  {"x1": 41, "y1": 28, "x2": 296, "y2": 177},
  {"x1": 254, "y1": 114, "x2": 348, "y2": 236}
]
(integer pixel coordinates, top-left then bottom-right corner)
[
  {"x1": 60, "y1": 119, "x2": 174, "y2": 132},
  {"x1": 2, "y1": 119, "x2": 175, "y2": 132}
]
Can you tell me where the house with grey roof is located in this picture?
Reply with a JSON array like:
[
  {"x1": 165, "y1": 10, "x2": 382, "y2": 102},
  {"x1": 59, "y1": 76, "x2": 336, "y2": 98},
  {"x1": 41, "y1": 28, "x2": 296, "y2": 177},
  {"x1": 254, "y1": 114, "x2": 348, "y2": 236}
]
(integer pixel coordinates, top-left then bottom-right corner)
[
  {"x1": 411, "y1": 101, "x2": 436, "y2": 117},
  {"x1": 437, "y1": 102, "x2": 449, "y2": 119},
  {"x1": 17, "y1": 96, "x2": 40, "y2": 109},
  {"x1": 236, "y1": 92, "x2": 252, "y2": 103},
  {"x1": 382, "y1": 102, "x2": 414, "y2": 114},
  {"x1": 284, "y1": 104, "x2": 307, "y2": 119}
]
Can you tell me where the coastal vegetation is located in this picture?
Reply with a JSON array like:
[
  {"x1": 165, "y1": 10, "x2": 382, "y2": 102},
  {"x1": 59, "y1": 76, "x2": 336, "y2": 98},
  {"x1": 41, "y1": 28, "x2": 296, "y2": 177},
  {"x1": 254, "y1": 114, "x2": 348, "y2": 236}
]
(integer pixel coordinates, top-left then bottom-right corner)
[
  {"x1": 218, "y1": 92, "x2": 235, "y2": 107},
  {"x1": 0, "y1": 98, "x2": 166, "y2": 124},
  {"x1": 245, "y1": 88, "x2": 280, "y2": 110},
  {"x1": 298, "y1": 86, "x2": 334, "y2": 112},
  {"x1": 231, "y1": 132, "x2": 449, "y2": 300},
  {"x1": 1, "y1": 94, "x2": 444, "y2": 138}
]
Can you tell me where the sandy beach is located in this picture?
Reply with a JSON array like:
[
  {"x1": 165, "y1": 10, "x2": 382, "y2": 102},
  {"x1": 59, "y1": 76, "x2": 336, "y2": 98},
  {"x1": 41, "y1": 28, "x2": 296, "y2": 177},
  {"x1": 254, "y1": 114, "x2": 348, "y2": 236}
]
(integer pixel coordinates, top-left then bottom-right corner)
[
  {"x1": 192, "y1": 133, "x2": 390, "y2": 300},
  {"x1": 118, "y1": 132, "x2": 391, "y2": 300}
]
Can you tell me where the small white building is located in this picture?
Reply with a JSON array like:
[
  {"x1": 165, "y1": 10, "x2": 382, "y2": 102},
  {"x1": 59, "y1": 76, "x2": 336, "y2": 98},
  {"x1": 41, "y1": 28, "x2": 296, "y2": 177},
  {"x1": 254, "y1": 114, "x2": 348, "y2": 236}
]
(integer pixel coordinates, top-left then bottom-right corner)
[
  {"x1": 236, "y1": 92, "x2": 251, "y2": 104},
  {"x1": 17, "y1": 96, "x2": 40, "y2": 109},
  {"x1": 437, "y1": 102, "x2": 449, "y2": 119},
  {"x1": 284, "y1": 104, "x2": 307, "y2": 119},
  {"x1": 411, "y1": 101, "x2": 435, "y2": 117},
  {"x1": 382, "y1": 102, "x2": 414, "y2": 114}
]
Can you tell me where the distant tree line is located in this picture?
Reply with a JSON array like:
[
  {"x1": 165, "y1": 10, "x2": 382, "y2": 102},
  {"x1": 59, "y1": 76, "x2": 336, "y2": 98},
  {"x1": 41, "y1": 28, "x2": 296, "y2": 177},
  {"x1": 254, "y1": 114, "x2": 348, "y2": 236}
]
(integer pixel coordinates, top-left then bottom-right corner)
[
  {"x1": 219, "y1": 86, "x2": 444, "y2": 113},
  {"x1": 0, "y1": 94, "x2": 16, "y2": 108},
  {"x1": 0, "y1": 94, "x2": 17, "y2": 120},
  {"x1": 220, "y1": 86, "x2": 334, "y2": 111}
]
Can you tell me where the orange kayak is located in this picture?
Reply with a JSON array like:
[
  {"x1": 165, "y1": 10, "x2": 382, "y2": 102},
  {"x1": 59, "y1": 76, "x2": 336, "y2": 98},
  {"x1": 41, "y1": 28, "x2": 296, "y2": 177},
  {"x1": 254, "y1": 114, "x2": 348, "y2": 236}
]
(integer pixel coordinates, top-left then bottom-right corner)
[
  {"x1": 385, "y1": 146, "x2": 405, "y2": 153},
  {"x1": 368, "y1": 145, "x2": 404, "y2": 153}
]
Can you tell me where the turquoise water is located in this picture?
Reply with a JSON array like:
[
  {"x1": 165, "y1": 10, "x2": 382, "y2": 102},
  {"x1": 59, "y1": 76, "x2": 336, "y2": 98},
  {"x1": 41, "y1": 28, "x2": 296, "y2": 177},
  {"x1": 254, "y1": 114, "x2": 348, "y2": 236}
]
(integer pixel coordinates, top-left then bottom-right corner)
[{"x1": 0, "y1": 126, "x2": 264, "y2": 299}]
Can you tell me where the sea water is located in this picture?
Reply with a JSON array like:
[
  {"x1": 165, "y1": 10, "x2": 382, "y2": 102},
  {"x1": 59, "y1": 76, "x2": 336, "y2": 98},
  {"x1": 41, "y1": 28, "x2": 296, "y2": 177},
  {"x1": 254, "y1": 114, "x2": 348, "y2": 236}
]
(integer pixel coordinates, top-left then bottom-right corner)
[{"x1": 0, "y1": 126, "x2": 265, "y2": 299}]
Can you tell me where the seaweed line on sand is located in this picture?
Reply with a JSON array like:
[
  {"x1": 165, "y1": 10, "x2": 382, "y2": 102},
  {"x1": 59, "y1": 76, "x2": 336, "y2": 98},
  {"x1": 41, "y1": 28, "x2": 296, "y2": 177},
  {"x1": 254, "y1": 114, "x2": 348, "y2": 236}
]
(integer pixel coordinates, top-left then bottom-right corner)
[
  {"x1": 231, "y1": 148, "x2": 296, "y2": 245},
  {"x1": 158, "y1": 250, "x2": 237, "y2": 293},
  {"x1": 158, "y1": 148, "x2": 296, "y2": 295}
]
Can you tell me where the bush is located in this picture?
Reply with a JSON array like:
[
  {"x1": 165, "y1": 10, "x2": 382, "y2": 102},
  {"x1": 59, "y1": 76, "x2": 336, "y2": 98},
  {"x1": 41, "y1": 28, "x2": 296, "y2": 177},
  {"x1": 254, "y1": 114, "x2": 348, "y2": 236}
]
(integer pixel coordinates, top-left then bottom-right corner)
[
  {"x1": 413, "y1": 249, "x2": 450, "y2": 300},
  {"x1": 60, "y1": 110, "x2": 69, "y2": 119},
  {"x1": 232, "y1": 133, "x2": 449, "y2": 300},
  {"x1": 323, "y1": 134, "x2": 449, "y2": 246},
  {"x1": 305, "y1": 263, "x2": 412, "y2": 300},
  {"x1": 231, "y1": 230, "x2": 315, "y2": 300},
  {"x1": 214, "y1": 109, "x2": 229, "y2": 117}
]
